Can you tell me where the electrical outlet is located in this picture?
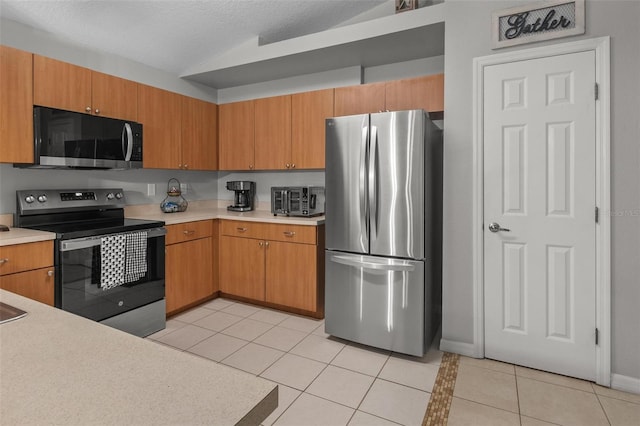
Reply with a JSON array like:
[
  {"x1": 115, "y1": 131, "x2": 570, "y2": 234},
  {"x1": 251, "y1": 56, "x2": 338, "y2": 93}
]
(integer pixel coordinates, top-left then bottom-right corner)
[
  {"x1": 147, "y1": 183, "x2": 155, "y2": 197},
  {"x1": 180, "y1": 183, "x2": 188, "y2": 195}
]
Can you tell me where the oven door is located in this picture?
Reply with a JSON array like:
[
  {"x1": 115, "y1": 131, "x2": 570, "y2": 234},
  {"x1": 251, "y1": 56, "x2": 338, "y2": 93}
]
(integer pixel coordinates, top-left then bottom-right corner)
[{"x1": 57, "y1": 228, "x2": 165, "y2": 322}]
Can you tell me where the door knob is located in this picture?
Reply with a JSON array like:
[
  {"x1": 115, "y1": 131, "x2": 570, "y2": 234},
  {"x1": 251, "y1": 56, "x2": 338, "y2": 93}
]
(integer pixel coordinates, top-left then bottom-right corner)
[{"x1": 488, "y1": 222, "x2": 510, "y2": 233}]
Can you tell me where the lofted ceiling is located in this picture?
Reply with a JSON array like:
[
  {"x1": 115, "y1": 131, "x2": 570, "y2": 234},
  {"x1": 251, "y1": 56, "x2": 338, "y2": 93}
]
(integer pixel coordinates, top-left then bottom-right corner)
[{"x1": 0, "y1": 0, "x2": 445, "y2": 88}]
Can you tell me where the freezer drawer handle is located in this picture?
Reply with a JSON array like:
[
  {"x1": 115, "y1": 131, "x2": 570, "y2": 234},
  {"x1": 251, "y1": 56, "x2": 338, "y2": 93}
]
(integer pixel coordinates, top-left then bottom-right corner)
[{"x1": 331, "y1": 255, "x2": 415, "y2": 272}]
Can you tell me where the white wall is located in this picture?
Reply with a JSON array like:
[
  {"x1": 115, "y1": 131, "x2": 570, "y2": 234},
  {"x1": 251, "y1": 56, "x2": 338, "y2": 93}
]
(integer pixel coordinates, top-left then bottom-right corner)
[{"x1": 441, "y1": 0, "x2": 640, "y2": 383}]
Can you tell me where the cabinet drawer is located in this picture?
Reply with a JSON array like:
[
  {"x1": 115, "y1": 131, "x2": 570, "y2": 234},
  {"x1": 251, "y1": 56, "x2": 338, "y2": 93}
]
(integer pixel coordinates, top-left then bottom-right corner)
[
  {"x1": 264, "y1": 223, "x2": 317, "y2": 245},
  {"x1": 220, "y1": 220, "x2": 269, "y2": 239},
  {"x1": 0, "y1": 267, "x2": 55, "y2": 306},
  {"x1": 166, "y1": 220, "x2": 213, "y2": 245},
  {"x1": 0, "y1": 241, "x2": 53, "y2": 276}
]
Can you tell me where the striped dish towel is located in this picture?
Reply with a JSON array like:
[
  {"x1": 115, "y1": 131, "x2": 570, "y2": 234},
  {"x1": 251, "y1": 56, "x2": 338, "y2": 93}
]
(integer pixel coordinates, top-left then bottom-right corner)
[{"x1": 124, "y1": 231, "x2": 148, "y2": 283}]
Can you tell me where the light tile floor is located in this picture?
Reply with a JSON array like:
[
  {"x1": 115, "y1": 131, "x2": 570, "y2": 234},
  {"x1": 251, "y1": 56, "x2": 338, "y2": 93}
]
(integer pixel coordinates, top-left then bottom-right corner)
[
  {"x1": 147, "y1": 298, "x2": 443, "y2": 426},
  {"x1": 448, "y1": 356, "x2": 640, "y2": 426}
]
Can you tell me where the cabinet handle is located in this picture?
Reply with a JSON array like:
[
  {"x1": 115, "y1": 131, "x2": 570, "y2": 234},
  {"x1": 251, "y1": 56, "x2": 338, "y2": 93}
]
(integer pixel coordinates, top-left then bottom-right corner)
[
  {"x1": 285, "y1": 163, "x2": 290, "y2": 169},
  {"x1": 183, "y1": 164, "x2": 188, "y2": 169},
  {"x1": 183, "y1": 230, "x2": 195, "y2": 235},
  {"x1": 236, "y1": 227, "x2": 248, "y2": 233},
  {"x1": 47, "y1": 270, "x2": 54, "y2": 277},
  {"x1": 265, "y1": 241, "x2": 269, "y2": 247},
  {"x1": 283, "y1": 231, "x2": 296, "y2": 237},
  {"x1": 291, "y1": 164, "x2": 296, "y2": 169},
  {"x1": 259, "y1": 241, "x2": 264, "y2": 247},
  {"x1": 94, "y1": 108, "x2": 100, "y2": 115},
  {"x1": 249, "y1": 165, "x2": 254, "y2": 170},
  {"x1": 0, "y1": 258, "x2": 8, "y2": 264},
  {"x1": 85, "y1": 106, "x2": 92, "y2": 113}
]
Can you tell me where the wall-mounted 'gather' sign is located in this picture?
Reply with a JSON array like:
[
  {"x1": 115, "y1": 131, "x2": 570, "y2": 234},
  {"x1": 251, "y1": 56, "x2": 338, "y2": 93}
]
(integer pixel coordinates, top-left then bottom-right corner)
[{"x1": 492, "y1": 0, "x2": 585, "y2": 49}]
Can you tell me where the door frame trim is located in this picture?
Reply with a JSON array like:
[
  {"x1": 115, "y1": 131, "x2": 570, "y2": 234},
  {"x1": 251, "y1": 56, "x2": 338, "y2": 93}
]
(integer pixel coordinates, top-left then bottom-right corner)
[{"x1": 472, "y1": 37, "x2": 611, "y2": 385}]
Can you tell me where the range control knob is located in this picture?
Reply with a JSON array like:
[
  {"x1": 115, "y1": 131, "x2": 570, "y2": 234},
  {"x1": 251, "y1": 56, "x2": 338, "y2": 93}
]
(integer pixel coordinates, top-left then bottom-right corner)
[
  {"x1": 106, "y1": 192, "x2": 115, "y2": 200},
  {"x1": 37, "y1": 194, "x2": 48, "y2": 203},
  {"x1": 115, "y1": 192, "x2": 123, "y2": 200},
  {"x1": 25, "y1": 195, "x2": 35, "y2": 204}
]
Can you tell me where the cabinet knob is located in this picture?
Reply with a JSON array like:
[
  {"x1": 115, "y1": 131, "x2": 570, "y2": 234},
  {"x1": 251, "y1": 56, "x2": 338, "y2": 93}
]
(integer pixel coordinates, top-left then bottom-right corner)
[
  {"x1": 249, "y1": 165, "x2": 254, "y2": 170},
  {"x1": 259, "y1": 241, "x2": 264, "y2": 247},
  {"x1": 285, "y1": 163, "x2": 290, "y2": 169},
  {"x1": 265, "y1": 241, "x2": 270, "y2": 247},
  {"x1": 283, "y1": 231, "x2": 296, "y2": 237},
  {"x1": 94, "y1": 109, "x2": 100, "y2": 114},
  {"x1": 85, "y1": 106, "x2": 92, "y2": 112},
  {"x1": 183, "y1": 164, "x2": 188, "y2": 169},
  {"x1": 291, "y1": 164, "x2": 296, "y2": 169},
  {"x1": 0, "y1": 258, "x2": 9, "y2": 264},
  {"x1": 47, "y1": 270, "x2": 54, "y2": 277}
]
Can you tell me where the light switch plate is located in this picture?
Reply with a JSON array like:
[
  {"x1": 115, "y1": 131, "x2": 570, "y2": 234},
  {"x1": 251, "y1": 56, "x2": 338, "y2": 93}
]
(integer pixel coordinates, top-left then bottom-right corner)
[{"x1": 147, "y1": 183, "x2": 155, "y2": 197}]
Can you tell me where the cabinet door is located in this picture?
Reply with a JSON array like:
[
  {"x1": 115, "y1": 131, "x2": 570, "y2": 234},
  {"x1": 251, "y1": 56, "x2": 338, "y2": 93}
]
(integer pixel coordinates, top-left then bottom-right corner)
[
  {"x1": 334, "y1": 82, "x2": 385, "y2": 116},
  {"x1": 138, "y1": 84, "x2": 182, "y2": 169},
  {"x1": 254, "y1": 95, "x2": 291, "y2": 170},
  {"x1": 291, "y1": 89, "x2": 333, "y2": 169},
  {"x1": 91, "y1": 71, "x2": 138, "y2": 121},
  {"x1": 33, "y1": 55, "x2": 92, "y2": 113},
  {"x1": 0, "y1": 46, "x2": 33, "y2": 163},
  {"x1": 166, "y1": 237, "x2": 213, "y2": 314},
  {"x1": 0, "y1": 267, "x2": 55, "y2": 306},
  {"x1": 219, "y1": 236, "x2": 265, "y2": 300},
  {"x1": 181, "y1": 96, "x2": 217, "y2": 171},
  {"x1": 0, "y1": 241, "x2": 53, "y2": 276},
  {"x1": 218, "y1": 100, "x2": 255, "y2": 170},
  {"x1": 384, "y1": 74, "x2": 444, "y2": 113},
  {"x1": 265, "y1": 241, "x2": 317, "y2": 312}
]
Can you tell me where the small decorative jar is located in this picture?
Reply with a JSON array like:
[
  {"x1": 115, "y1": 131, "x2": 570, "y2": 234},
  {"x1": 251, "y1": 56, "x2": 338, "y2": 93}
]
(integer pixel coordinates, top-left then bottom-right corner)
[{"x1": 160, "y1": 178, "x2": 188, "y2": 213}]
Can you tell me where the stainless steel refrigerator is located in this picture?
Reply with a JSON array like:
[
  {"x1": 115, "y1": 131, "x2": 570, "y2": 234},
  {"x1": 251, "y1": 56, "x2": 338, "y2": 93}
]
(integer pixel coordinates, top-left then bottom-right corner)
[{"x1": 324, "y1": 109, "x2": 442, "y2": 357}]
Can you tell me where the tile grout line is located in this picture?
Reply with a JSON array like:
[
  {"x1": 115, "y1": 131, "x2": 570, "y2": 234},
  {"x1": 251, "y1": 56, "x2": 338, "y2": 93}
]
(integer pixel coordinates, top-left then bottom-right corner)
[{"x1": 422, "y1": 352, "x2": 459, "y2": 426}]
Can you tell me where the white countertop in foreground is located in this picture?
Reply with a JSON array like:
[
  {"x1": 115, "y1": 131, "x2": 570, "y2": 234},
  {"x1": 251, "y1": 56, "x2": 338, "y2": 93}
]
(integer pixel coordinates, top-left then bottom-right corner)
[
  {"x1": 0, "y1": 290, "x2": 277, "y2": 425},
  {"x1": 0, "y1": 227, "x2": 56, "y2": 247}
]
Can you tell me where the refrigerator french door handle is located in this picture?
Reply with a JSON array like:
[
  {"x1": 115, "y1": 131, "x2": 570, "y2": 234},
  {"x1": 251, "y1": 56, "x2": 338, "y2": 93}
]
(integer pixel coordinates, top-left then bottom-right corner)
[
  {"x1": 360, "y1": 125, "x2": 369, "y2": 241},
  {"x1": 330, "y1": 255, "x2": 416, "y2": 272},
  {"x1": 368, "y1": 126, "x2": 378, "y2": 240}
]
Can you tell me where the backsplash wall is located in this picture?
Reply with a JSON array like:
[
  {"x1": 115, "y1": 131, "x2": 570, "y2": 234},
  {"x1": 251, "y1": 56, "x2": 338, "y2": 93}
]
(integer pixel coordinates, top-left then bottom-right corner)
[{"x1": 0, "y1": 164, "x2": 325, "y2": 215}]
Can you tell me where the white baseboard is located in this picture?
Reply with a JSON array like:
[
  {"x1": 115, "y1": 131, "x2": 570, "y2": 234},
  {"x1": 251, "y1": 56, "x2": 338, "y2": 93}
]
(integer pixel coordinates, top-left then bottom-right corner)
[
  {"x1": 439, "y1": 338, "x2": 483, "y2": 358},
  {"x1": 611, "y1": 374, "x2": 640, "y2": 395}
]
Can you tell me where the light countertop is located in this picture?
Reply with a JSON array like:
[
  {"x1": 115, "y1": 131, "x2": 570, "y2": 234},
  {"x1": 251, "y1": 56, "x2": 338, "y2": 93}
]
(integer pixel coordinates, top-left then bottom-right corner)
[
  {"x1": 0, "y1": 227, "x2": 56, "y2": 247},
  {"x1": 0, "y1": 290, "x2": 277, "y2": 425},
  {"x1": 125, "y1": 200, "x2": 325, "y2": 226}
]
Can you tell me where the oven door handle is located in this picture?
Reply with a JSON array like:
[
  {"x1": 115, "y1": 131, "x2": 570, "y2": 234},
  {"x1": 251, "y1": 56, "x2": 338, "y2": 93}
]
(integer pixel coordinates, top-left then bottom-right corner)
[{"x1": 60, "y1": 227, "x2": 166, "y2": 252}]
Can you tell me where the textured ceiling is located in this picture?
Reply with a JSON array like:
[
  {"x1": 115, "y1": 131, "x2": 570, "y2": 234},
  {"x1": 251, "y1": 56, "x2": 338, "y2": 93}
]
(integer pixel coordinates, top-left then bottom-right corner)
[{"x1": 0, "y1": 0, "x2": 389, "y2": 75}]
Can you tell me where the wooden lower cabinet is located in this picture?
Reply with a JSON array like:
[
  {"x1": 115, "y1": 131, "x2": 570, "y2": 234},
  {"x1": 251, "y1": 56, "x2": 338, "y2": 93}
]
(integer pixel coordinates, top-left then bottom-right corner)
[
  {"x1": 0, "y1": 267, "x2": 55, "y2": 306},
  {"x1": 0, "y1": 240, "x2": 55, "y2": 306},
  {"x1": 219, "y1": 236, "x2": 265, "y2": 300},
  {"x1": 265, "y1": 241, "x2": 317, "y2": 312},
  {"x1": 165, "y1": 222, "x2": 216, "y2": 315},
  {"x1": 219, "y1": 221, "x2": 324, "y2": 317}
]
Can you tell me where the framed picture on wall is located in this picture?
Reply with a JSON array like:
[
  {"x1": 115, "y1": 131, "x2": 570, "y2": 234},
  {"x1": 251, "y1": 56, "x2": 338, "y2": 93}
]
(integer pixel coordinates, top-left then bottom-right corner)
[{"x1": 395, "y1": 0, "x2": 418, "y2": 14}]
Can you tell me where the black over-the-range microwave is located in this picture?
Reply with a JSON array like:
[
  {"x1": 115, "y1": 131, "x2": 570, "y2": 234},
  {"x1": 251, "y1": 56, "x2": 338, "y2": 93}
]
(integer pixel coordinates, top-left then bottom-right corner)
[{"x1": 15, "y1": 106, "x2": 143, "y2": 169}]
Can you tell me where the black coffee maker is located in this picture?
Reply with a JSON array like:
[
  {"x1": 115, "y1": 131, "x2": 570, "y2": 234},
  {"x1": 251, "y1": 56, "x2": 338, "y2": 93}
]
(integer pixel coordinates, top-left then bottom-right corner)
[{"x1": 226, "y1": 181, "x2": 256, "y2": 212}]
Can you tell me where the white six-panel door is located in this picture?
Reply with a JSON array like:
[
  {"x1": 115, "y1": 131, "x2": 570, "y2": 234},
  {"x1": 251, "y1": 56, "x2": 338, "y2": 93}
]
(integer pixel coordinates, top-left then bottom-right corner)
[{"x1": 483, "y1": 51, "x2": 597, "y2": 380}]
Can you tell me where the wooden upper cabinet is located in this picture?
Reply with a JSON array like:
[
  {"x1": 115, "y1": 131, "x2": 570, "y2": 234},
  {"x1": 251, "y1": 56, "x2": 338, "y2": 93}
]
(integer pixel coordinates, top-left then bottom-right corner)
[
  {"x1": 34, "y1": 55, "x2": 139, "y2": 121},
  {"x1": 218, "y1": 100, "x2": 255, "y2": 170},
  {"x1": 291, "y1": 89, "x2": 333, "y2": 169},
  {"x1": 138, "y1": 84, "x2": 182, "y2": 169},
  {"x1": 334, "y1": 82, "x2": 386, "y2": 116},
  {"x1": 0, "y1": 45, "x2": 34, "y2": 164},
  {"x1": 33, "y1": 55, "x2": 92, "y2": 113},
  {"x1": 91, "y1": 71, "x2": 138, "y2": 121},
  {"x1": 181, "y1": 96, "x2": 217, "y2": 170},
  {"x1": 385, "y1": 74, "x2": 444, "y2": 113},
  {"x1": 254, "y1": 95, "x2": 291, "y2": 170}
]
